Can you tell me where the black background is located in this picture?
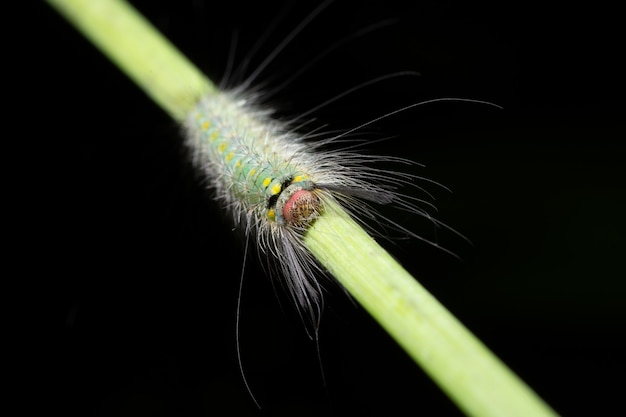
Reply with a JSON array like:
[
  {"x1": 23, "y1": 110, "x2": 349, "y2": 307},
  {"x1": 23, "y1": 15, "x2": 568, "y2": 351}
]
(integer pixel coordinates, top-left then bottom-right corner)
[{"x1": 24, "y1": 0, "x2": 625, "y2": 415}]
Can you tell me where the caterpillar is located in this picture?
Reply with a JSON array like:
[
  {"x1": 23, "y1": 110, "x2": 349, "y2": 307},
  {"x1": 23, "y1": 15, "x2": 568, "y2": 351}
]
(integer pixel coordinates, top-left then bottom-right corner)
[
  {"x1": 182, "y1": 0, "x2": 497, "y2": 330},
  {"x1": 182, "y1": 86, "x2": 435, "y2": 328}
]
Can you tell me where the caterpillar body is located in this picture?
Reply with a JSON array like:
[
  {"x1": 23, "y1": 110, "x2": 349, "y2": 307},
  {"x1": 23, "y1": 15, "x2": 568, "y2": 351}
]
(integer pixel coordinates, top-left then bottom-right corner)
[
  {"x1": 183, "y1": 87, "x2": 427, "y2": 327},
  {"x1": 184, "y1": 90, "x2": 326, "y2": 321}
]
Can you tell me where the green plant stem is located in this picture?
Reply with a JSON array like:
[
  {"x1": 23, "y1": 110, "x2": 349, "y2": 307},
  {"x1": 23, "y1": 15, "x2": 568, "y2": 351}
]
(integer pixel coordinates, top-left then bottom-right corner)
[
  {"x1": 307, "y1": 200, "x2": 556, "y2": 417},
  {"x1": 47, "y1": 0, "x2": 214, "y2": 121},
  {"x1": 46, "y1": 0, "x2": 559, "y2": 416}
]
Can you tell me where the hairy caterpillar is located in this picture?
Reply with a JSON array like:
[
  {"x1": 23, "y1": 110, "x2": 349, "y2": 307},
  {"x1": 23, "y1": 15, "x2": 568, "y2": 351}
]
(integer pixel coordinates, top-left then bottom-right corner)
[
  {"x1": 182, "y1": 0, "x2": 480, "y2": 328},
  {"x1": 182, "y1": 87, "x2": 447, "y2": 329}
]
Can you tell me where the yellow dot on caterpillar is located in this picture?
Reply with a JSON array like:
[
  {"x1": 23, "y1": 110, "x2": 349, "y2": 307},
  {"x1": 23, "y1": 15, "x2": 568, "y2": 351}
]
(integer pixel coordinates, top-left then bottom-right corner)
[
  {"x1": 249, "y1": 168, "x2": 256, "y2": 177},
  {"x1": 267, "y1": 208, "x2": 276, "y2": 220},
  {"x1": 262, "y1": 177, "x2": 271, "y2": 187},
  {"x1": 218, "y1": 142, "x2": 227, "y2": 153},
  {"x1": 201, "y1": 121, "x2": 211, "y2": 131},
  {"x1": 209, "y1": 131, "x2": 219, "y2": 142},
  {"x1": 293, "y1": 175, "x2": 303, "y2": 182},
  {"x1": 225, "y1": 152, "x2": 234, "y2": 162},
  {"x1": 234, "y1": 160, "x2": 241, "y2": 168},
  {"x1": 270, "y1": 183, "x2": 282, "y2": 195}
]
